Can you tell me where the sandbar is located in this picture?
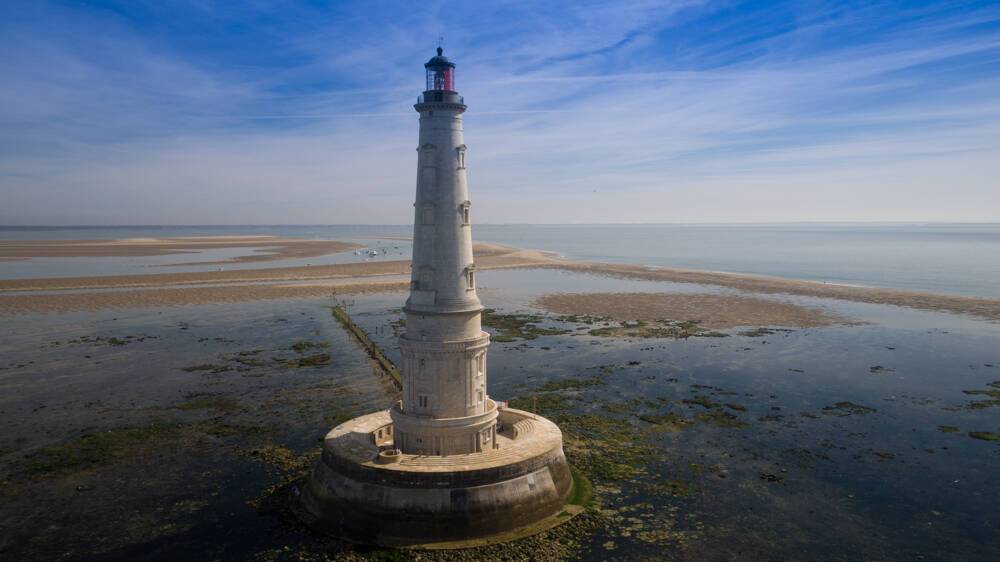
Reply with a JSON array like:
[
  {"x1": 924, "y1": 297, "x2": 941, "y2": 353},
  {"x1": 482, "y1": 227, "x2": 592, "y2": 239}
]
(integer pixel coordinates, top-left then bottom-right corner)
[
  {"x1": 0, "y1": 236, "x2": 361, "y2": 264},
  {"x1": 1, "y1": 239, "x2": 999, "y2": 323},
  {"x1": 535, "y1": 292, "x2": 850, "y2": 329}
]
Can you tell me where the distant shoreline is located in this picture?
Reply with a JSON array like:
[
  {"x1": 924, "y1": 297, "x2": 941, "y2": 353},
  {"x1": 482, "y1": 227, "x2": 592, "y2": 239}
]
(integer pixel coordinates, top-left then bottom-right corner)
[
  {"x1": 1, "y1": 238, "x2": 998, "y2": 323},
  {"x1": 3, "y1": 221, "x2": 1000, "y2": 229}
]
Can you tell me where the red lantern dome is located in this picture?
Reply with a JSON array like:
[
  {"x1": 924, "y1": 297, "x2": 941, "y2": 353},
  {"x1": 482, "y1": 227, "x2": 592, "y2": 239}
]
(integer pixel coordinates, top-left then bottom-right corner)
[{"x1": 424, "y1": 47, "x2": 455, "y2": 92}]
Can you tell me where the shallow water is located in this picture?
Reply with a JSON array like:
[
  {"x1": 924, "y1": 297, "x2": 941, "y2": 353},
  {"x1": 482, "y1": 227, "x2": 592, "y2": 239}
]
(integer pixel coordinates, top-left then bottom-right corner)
[
  {"x1": 0, "y1": 236, "x2": 412, "y2": 279},
  {"x1": 338, "y1": 268, "x2": 1000, "y2": 560},
  {"x1": 3, "y1": 223, "x2": 1000, "y2": 297},
  {"x1": 1, "y1": 267, "x2": 999, "y2": 560},
  {"x1": 0, "y1": 299, "x2": 396, "y2": 560}
]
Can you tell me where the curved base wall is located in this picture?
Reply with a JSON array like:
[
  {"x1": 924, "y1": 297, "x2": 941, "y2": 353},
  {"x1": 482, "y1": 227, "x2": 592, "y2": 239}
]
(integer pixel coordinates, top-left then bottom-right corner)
[{"x1": 296, "y1": 409, "x2": 572, "y2": 546}]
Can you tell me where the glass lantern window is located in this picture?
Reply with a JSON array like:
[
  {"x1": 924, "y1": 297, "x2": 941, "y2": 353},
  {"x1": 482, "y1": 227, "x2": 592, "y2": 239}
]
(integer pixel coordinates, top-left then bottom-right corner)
[{"x1": 426, "y1": 67, "x2": 455, "y2": 91}]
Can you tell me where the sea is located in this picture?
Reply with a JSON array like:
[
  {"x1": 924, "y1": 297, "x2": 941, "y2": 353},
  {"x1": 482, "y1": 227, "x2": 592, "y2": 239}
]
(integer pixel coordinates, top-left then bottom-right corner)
[
  {"x1": 3, "y1": 223, "x2": 1000, "y2": 560},
  {"x1": 2, "y1": 223, "x2": 999, "y2": 298}
]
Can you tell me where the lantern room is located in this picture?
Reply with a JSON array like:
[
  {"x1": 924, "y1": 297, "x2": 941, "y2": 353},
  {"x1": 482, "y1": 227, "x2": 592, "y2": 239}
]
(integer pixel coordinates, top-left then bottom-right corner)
[{"x1": 425, "y1": 47, "x2": 456, "y2": 92}]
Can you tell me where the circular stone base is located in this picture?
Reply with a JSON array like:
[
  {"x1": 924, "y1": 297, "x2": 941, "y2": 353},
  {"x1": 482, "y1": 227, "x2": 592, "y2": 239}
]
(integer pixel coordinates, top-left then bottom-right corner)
[{"x1": 296, "y1": 408, "x2": 574, "y2": 547}]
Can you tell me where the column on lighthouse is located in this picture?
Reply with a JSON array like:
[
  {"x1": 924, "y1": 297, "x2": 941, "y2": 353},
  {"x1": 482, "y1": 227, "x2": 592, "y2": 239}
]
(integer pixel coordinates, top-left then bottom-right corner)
[{"x1": 390, "y1": 48, "x2": 498, "y2": 456}]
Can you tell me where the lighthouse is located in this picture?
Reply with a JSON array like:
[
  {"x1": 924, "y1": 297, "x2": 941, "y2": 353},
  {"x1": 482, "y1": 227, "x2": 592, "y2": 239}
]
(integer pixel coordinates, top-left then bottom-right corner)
[
  {"x1": 298, "y1": 48, "x2": 575, "y2": 547},
  {"x1": 391, "y1": 47, "x2": 497, "y2": 456}
]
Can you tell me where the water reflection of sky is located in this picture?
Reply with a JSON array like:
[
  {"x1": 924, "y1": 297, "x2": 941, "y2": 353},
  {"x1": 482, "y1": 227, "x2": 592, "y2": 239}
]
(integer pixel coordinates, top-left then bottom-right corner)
[{"x1": 345, "y1": 268, "x2": 1000, "y2": 559}]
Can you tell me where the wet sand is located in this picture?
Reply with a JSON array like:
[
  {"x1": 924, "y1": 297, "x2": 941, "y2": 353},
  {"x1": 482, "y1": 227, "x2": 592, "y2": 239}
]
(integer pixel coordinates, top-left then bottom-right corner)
[
  {"x1": 0, "y1": 236, "x2": 361, "y2": 264},
  {"x1": 1, "y1": 240, "x2": 998, "y2": 322},
  {"x1": 0, "y1": 279, "x2": 410, "y2": 315},
  {"x1": 535, "y1": 292, "x2": 850, "y2": 329},
  {"x1": 537, "y1": 260, "x2": 1000, "y2": 322}
]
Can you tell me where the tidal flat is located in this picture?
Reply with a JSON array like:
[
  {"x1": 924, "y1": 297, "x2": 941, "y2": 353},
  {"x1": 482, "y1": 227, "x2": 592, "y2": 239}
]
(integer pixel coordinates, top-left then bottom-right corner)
[{"x1": 1, "y1": 267, "x2": 999, "y2": 560}]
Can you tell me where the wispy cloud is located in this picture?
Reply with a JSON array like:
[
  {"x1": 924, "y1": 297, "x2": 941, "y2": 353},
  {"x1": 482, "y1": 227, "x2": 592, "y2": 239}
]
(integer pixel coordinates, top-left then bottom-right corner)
[{"x1": 1, "y1": 0, "x2": 998, "y2": 224}]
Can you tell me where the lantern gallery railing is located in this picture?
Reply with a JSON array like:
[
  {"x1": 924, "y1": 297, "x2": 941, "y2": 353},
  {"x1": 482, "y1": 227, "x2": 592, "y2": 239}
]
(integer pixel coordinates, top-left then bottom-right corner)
[{"x1": 417, "y1": 93, "x2": 465, "y2": 104}]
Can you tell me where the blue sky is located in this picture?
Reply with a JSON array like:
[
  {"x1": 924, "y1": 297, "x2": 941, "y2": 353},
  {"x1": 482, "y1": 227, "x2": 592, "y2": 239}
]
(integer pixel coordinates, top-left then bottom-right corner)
[{"x1": 1, "y1": 1, "x2": 998, "y2": 224}]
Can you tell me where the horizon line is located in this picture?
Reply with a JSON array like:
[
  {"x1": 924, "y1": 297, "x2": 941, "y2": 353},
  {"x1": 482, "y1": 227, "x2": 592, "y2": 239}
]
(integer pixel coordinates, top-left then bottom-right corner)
[{"x1": 1, "y1": 221, "x2": 999, "y2": 229}]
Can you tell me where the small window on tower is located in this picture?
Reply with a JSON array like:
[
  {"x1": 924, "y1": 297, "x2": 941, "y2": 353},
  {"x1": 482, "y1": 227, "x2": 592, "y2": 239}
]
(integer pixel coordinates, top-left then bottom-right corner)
[
  {"x1": 422, "y1": 204, "x2": 434, "y2": 225},
  {"x1": 456, "y1": 145, "x2": 466, "y2": 169},
  {"x1": 465, "y1": 266, "x2": 476, "y2": 290},
  {"x1": 477, "y1": 389, "x2": 484, "y2": 404},
  {"x1": 460, "y1": 201, "x2": 471, "y2": 226},
  {"x1": 419, "y1": 395, "x2": 428, "y2": 408}
]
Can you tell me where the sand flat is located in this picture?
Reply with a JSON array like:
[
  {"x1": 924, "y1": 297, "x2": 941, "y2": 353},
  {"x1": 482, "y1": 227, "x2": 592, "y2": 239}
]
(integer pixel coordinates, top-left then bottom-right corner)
[
  {"x1": 0, "y1": 236, "x2": 361, "y2": 263},
  {"x1": 535, "y1": 292, "x2": 850, "y2": 329},
  {"x1": 0, "y1": 243, "x2": 552, "y2": 293},
  {"x1": 0, "y1": 279, "x2": 410, "y2": 314},
  {"x1": 538, "y1": 260, "x2": 1000, "y2": 322},
  {"x1": 1, "y1": 240, "x2": 999, "y2": 321}
]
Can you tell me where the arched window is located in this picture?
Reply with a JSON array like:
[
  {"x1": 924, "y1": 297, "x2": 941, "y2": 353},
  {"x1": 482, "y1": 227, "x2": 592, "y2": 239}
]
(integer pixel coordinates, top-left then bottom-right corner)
[
  {"x1": 464, "y1": 265, "x2": 476, "y2": 290},
  {"x1": 456, "y1": 144, "x2": 467, "y2": 169},
  {"x1": 459, "y1": 201, "x2": 471, "y2": 226}
]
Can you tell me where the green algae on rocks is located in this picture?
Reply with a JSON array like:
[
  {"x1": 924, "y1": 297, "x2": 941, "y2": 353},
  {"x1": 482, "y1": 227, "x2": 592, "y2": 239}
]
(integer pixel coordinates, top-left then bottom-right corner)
[
  {"x1": 695, "y1": 410, "x2": 750, "y2": 429},
  {"x1": 509, "y1": 393, "x2": 574, "y2": 415},
  {"x1": 822, "y1": 401, "x2": 877, "y2": 417},
  {"x1": 643, "y1": 478, "x2": 698, "y2": 497},
  {"x1": 588, "y1": 319, "x2": 727, "y2": 339},
  {"x1": 174, "y1": 395, "x2": 241, "y2": 412},
  {"x1": 243, "y1": 444, "x2": 317, "y2": 473},
  {"x1": 738, "y1": 327, "x2": 793, "y2": 337},
  {"x1": 537, "y1": 376, "x2": 605, "y2": 392},
  {"x1": 290, "y1": 340, "x2": 330, "y2": 353},
  {"x1": 481, "y1": 308, "x2": 572, "y2": 342},
  {"x1": 181, "y1": 363, "x2": 233, "y2": 374},
  {"x1": 682, "y1": 395, "x2": 724, "y2": 409},
  {"x1": 961, "y1": 387, "x2": 1000, "y2": 410},
  {"x1": 638, "y1": 412, "x2": 694, "y2": 432},
  {"x1": 967, "y1": 431, "x2": 1000, "y2": 442},
  {"x1": 22, "y1": 425, "x2": 187, "y2": 476},
  {"x1": 20, "y1": 421, "x2": 269, "y2": 477},
  {"x1": 280, "y1": 353, "x2": 332, "y2": 368}
]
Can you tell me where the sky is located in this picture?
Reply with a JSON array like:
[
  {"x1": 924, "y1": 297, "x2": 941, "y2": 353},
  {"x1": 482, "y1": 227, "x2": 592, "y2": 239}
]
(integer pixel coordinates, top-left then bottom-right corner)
[{"x1": 1, "y1": 1, "x2": 999, "y2": 225}]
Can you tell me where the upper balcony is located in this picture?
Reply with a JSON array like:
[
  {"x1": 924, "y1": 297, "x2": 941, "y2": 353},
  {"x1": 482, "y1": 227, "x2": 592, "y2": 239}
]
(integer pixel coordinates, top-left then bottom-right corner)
[{"x1": 417, "y1": 91, "x2": 465, "y2": 105}]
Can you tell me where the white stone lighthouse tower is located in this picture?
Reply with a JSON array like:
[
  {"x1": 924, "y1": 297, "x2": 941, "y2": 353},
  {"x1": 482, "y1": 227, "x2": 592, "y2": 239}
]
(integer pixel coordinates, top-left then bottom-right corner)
[
  {"x1": 298, "y1": 48, "x2": 574, "y2": 547},
  {"x1": 390, "y1": 47, "x2": 497, "y2": 456}
]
